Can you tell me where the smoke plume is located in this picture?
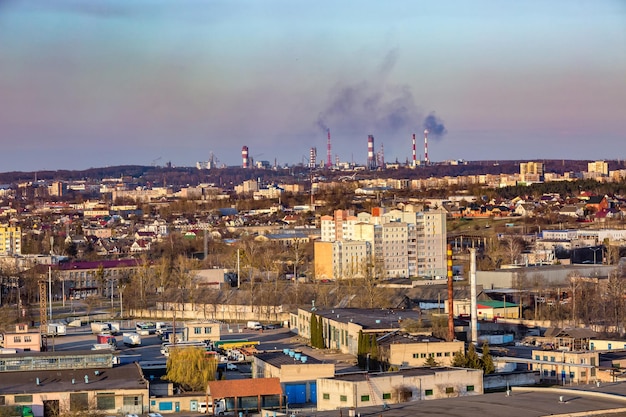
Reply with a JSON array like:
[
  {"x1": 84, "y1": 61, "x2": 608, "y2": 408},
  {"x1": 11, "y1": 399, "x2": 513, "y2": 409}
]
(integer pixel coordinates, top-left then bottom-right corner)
[{"x1": 423, "y1": 113, "x2": 447, "y2": 138}]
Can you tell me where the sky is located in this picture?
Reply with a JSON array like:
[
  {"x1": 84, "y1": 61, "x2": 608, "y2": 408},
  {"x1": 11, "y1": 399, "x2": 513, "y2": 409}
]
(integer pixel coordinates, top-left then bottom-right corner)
[{"x1": 1, "y1": 0, "x2": 625, "y2": 172}]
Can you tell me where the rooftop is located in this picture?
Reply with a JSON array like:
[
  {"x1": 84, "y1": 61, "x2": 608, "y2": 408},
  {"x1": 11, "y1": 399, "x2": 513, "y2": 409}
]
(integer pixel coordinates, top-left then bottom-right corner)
[
  {"x1": 255, "y1": 350, "x2": 325, "y2": 367},
  {"x1": 313, "y1": 308, "x2": 422, "y2": 331},
  {"x1": 0, "y1": 363, "x2": 146, "y2": 395}
]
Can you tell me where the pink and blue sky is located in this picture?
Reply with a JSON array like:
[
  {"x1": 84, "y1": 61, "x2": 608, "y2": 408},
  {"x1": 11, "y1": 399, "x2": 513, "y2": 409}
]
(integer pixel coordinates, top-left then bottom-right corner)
[{"x1": 1, "y1": 0, "x2": 625, "y2": 171}]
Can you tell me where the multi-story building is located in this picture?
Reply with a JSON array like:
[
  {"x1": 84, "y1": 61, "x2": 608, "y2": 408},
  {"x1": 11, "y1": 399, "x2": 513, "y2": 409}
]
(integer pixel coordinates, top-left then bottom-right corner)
[
  {"x1": 315, "y1": 207, "x2": 447, "y2": 280},
  {"x1": 588, "y1": 160, "x2": 609, "y2": 176},
  {"x1": 0, "y1": 225, "x2": 21, "y2": 255},
  {"x1": 520, "y1": 161, "x2": 544, "y2": 183}
]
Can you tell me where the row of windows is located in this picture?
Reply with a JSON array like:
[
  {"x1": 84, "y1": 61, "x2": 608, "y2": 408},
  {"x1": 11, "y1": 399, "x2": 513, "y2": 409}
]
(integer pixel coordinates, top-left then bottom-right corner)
[
  {"x1": 413, "y1": 352, "x2": 452, "y2": 359},
  {"x1": 193, "y1": 327, "x2": 213, "y2": 335},
  {"x1": 322, "y1": 386, "x2": 474, "y2": 402},
  {"x1": 12, "y1": 336, "x2": 33, "y2": 343}
]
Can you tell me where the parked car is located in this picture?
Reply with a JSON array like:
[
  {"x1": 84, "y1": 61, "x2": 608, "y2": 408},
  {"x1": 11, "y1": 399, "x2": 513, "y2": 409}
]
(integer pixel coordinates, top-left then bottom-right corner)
[
  {"x1": 146, "y1": 413, "x2": 163, "y2": 417},
  {"x1": 124, "y1": 414, "x2": 139, "y2": 417},
  {"x1": 226, "y1": 362, "x2": 238, "y2": 371}
]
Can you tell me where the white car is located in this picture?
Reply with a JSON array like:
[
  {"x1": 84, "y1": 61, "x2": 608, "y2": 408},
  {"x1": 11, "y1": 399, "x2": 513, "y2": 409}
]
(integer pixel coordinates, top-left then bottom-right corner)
[
  {"x1": 226, "y1": 362, "x2": 238, "y2": 371},
  {"x1": 146, "y1": 414, "x2": 163, "y2": 417},
  {"x1": 124, "y1": 414, "x2": 139, "y2": 417}
]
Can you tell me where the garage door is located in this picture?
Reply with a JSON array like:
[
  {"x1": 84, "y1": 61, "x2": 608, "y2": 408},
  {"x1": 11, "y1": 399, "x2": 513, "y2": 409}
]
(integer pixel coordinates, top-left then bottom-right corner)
[
  {"x1": 285, "y1": 383, "x2": 306, "y2": 404},
  {"x1": 310, "y1": 382, "x2": 317, "y2": 403}
]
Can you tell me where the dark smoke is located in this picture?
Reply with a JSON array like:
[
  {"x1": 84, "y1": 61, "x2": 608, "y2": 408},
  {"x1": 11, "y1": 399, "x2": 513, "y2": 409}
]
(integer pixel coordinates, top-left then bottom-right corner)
[{"x1": 423, "y1": 113, "x2": 447, "y2": 138}]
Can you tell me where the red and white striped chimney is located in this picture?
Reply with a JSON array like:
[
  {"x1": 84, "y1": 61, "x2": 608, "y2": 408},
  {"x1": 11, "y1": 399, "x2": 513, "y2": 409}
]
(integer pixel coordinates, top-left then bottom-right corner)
[
  {"x1": 424, "y1": 129, "x2": 429, "y2": 165},
  {"x1": 367, "y1": 135, "x2": 375, "y2": 169},
  {"x1": 412, "y1": 133, "x2": 416, "y2": 167},
  {"x1": 242, "y1": 146, "x2": 249, "y2": 169},
  {"x1": 326, "y1": 130, "x2": 332, "y2": 168}
]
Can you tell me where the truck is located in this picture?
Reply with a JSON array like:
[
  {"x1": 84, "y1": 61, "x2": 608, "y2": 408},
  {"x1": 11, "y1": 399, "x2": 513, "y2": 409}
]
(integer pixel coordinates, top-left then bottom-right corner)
[
  {"x1": 246, "y1": 321, "x2": 262, "y2": 330},
  {"x1": 47, "y1": 323, "x2": 67, "y2": 336},
  {"x1": 91, "y1": 322, "x2": 112, "y2": 334},
  {"x1": 96, "y1": 334, "x2": 117, "y2": 349},
  {"x1": 122, "y1": 332, "x2": 141, "y2": 347},
  {"x1": 198, "y1": 400, "x2": 232, "y2": 415},
  {"x1": 92, "y1": 343, "x2": 115, "y2": 351}
]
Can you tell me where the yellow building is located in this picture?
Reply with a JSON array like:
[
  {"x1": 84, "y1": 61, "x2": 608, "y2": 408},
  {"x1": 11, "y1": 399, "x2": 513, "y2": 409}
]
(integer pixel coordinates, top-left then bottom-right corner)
[
  {"x1": 183, "y1": 321, "x2": 221, "y2": 342},
  {"x1": 378, "y1": 333, "x2": 465, "y2": 368},
  {"x1": 531, "y1": 349, "x2": 598, "y2": 384},
  {"x1": 0, "y1": 225, "x2": 21, "y2": 255},
  {"x1": 520, "y1": 161, "x2": 544, "y2": 183}
]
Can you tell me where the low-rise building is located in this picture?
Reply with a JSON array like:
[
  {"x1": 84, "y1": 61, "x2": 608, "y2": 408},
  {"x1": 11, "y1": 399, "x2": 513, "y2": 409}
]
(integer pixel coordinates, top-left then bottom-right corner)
[
  {"x1": 0, "y1": 350, "x2": 149, "y2": 416},
  {"x1": 316, "y1": 367, "x2": 483, "y2": 411},
  {"x1": 2, "y1": 323, "x2": 41, "y2": 352},
  {"x1": 182, "y1": 321, "x2": 220, "y2": 342},
  {"x1": 377, "y1": 333, "x2": 464, "y2": 368},
  {"x1": 530, "y1": 349, "x2": 598, "y2": 384},
  {"x1": 253, "y1": 350, "x2": 335, "y2": 405}
]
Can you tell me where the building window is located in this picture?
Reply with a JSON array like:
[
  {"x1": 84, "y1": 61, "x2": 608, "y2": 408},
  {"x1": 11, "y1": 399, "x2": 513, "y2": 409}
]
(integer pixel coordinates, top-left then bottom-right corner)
[
  {"x1": 14, "y1": 395, "x2": 32, "y2": 403},
  {"x1": 123, "y1": 396, "x2": 140, "y2": 406},
  {"x1": 550, "y1": 356, "x2": 555, "y2": 362},
  {"x1": 444, "y1": 352, "x2": 450, "y2": 357},
  {"x1": 360, "y1": 395, "x2": 370, "y2": 402},
  {"x1": 420, "y1": 353, "x2": 426, "y2": 358},
  {"x1": 467, "y1": 385, "x2": 474, "y2": 392},
  {"x1": 323, "y1": 393, "x2": 330, "y2": 400},
  {"x1": 425, "y1": 389, "x2": 433, "y2": 396},
  {"x1": 24, "y1": 336, "x2": 31, "y2": 343},
  {"x1": 412, "y1": 353, "x2": 419, "y2": 359},
  {"x1": 382, "y1": 393, "x2": 391, "y2": 400},
  {"x1": 340, "y1": 395, "x2": 347, "y2": 402},
  {"x1": 0, "y1": 396, "x2": 4, "y2": 405},
  {"x1": 194, "y1": 327, "x2": 202, "y2": 335},
  {"x1": 436, "y1": 352, "x2": 442, "y2": 357},
  {"x1": 97, "y1": 394, "x2": 116, "y2": 410},
  {"x1": 70, "y1": 393, "x2": 89, "y2": 411},
  {"x1": 204, "y1": 327, "x2": 212, "y2": 334},
  {"x1": 13, "y1": 336, "x2": 21, "y2": 343},
  {"x1": 445, "y1": 387, "x2": 454, "y2": 394}
]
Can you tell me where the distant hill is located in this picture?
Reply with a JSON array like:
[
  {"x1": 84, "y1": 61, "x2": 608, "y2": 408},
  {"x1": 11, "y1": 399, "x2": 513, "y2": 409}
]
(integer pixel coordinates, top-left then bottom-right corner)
[{"x1": 0, "y1": 160, "x2": 617, "y2": 186}]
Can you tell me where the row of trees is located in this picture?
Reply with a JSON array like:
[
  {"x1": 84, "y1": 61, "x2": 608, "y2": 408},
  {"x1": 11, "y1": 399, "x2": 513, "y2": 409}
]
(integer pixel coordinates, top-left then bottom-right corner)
[{"x1": 452, "y1": 343, "x2": 495, "y2": 375}]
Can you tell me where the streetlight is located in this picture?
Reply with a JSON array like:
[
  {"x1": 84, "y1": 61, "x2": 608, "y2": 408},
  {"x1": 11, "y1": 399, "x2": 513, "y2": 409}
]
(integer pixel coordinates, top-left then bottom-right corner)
[{"x1": 119, "y1": 284, "x2": 126, "y2": 320}]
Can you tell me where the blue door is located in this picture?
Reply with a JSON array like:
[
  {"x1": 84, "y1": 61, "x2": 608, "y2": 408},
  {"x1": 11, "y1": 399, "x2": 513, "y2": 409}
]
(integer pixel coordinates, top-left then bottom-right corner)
[
  {"x1": 285, "y1": 384, "x2": 306, "y2": 404},
  {"x1": 309, "y1": 382, "x2": 317, "y2": 403}
]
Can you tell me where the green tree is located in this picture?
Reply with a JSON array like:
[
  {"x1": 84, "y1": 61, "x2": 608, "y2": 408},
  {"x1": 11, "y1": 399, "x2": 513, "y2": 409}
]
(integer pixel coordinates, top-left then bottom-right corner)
[
  {"x1": 424, "y1": 356, "x2": 439, "y2": 367},
  {"x1": 451, "y1": 349, "x2": 467, "y2": 367},
  {"x1": 466, "y1": 343, "x2": 481, "y2": 369},
  {"x1": 481, "y1": 343, "x2": 495, "y2": 375},
  {"x1": 164, "y1": 347, "x2": 217, "y2": 392}
]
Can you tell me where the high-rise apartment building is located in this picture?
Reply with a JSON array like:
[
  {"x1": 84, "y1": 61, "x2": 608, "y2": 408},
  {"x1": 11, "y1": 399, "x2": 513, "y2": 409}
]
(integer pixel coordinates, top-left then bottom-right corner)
[
  {"x1": 587, "y1": 161, "x2": 608, "y2": 176},
  {"x1": 520, "y1": 161, "x2": 544, "y2": 183},
  {"x1": 0, "y1": 226, "x2": 21, "y2": 255},
  {"x1": 314, "y1": 207, "x2": 447, "y2": 280}
]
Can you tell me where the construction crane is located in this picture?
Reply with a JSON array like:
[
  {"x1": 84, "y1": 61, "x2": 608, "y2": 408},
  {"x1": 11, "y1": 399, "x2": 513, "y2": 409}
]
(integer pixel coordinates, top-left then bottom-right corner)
[
  {"x1": 39, "y1": 280, "x2": 48, "y2": 351},
  {"x1": 151, "y1": 157, "x2": 162, "y2": 167}
]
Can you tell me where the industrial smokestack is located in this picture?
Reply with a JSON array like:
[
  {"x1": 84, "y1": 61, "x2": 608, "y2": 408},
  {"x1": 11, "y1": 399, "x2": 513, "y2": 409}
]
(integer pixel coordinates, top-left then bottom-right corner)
[
  {"x1": 424, "y1": 129, "x2": 429, "y2": 165},
  {"x1": 470, "y1": 247, "x2": 478, "y2": 344},
  {"x1": 367, "y1": 135, "x2": 375, "y2": 170},
  {"x1": 412, "y1": 133, "x2": 417, "y2": 167},
  {"x1": 326, "y1": 130, "x2": 332, "y2": 168},
  {"x1": 241, "y1": 146, "x2": 249, "y2": 169},
  {"x1": 447, "y1": 244, "x2": 454, "y2": 342}
]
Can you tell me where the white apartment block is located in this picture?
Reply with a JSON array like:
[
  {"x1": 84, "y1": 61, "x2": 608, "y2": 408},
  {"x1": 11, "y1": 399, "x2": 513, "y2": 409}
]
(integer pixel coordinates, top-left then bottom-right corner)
[
  {"x1": 316, "y1": 208, "x2": 447, "y2": 279},
  {"x1": 332, "y1": 240, "x2": 372, "y2": 278}
]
